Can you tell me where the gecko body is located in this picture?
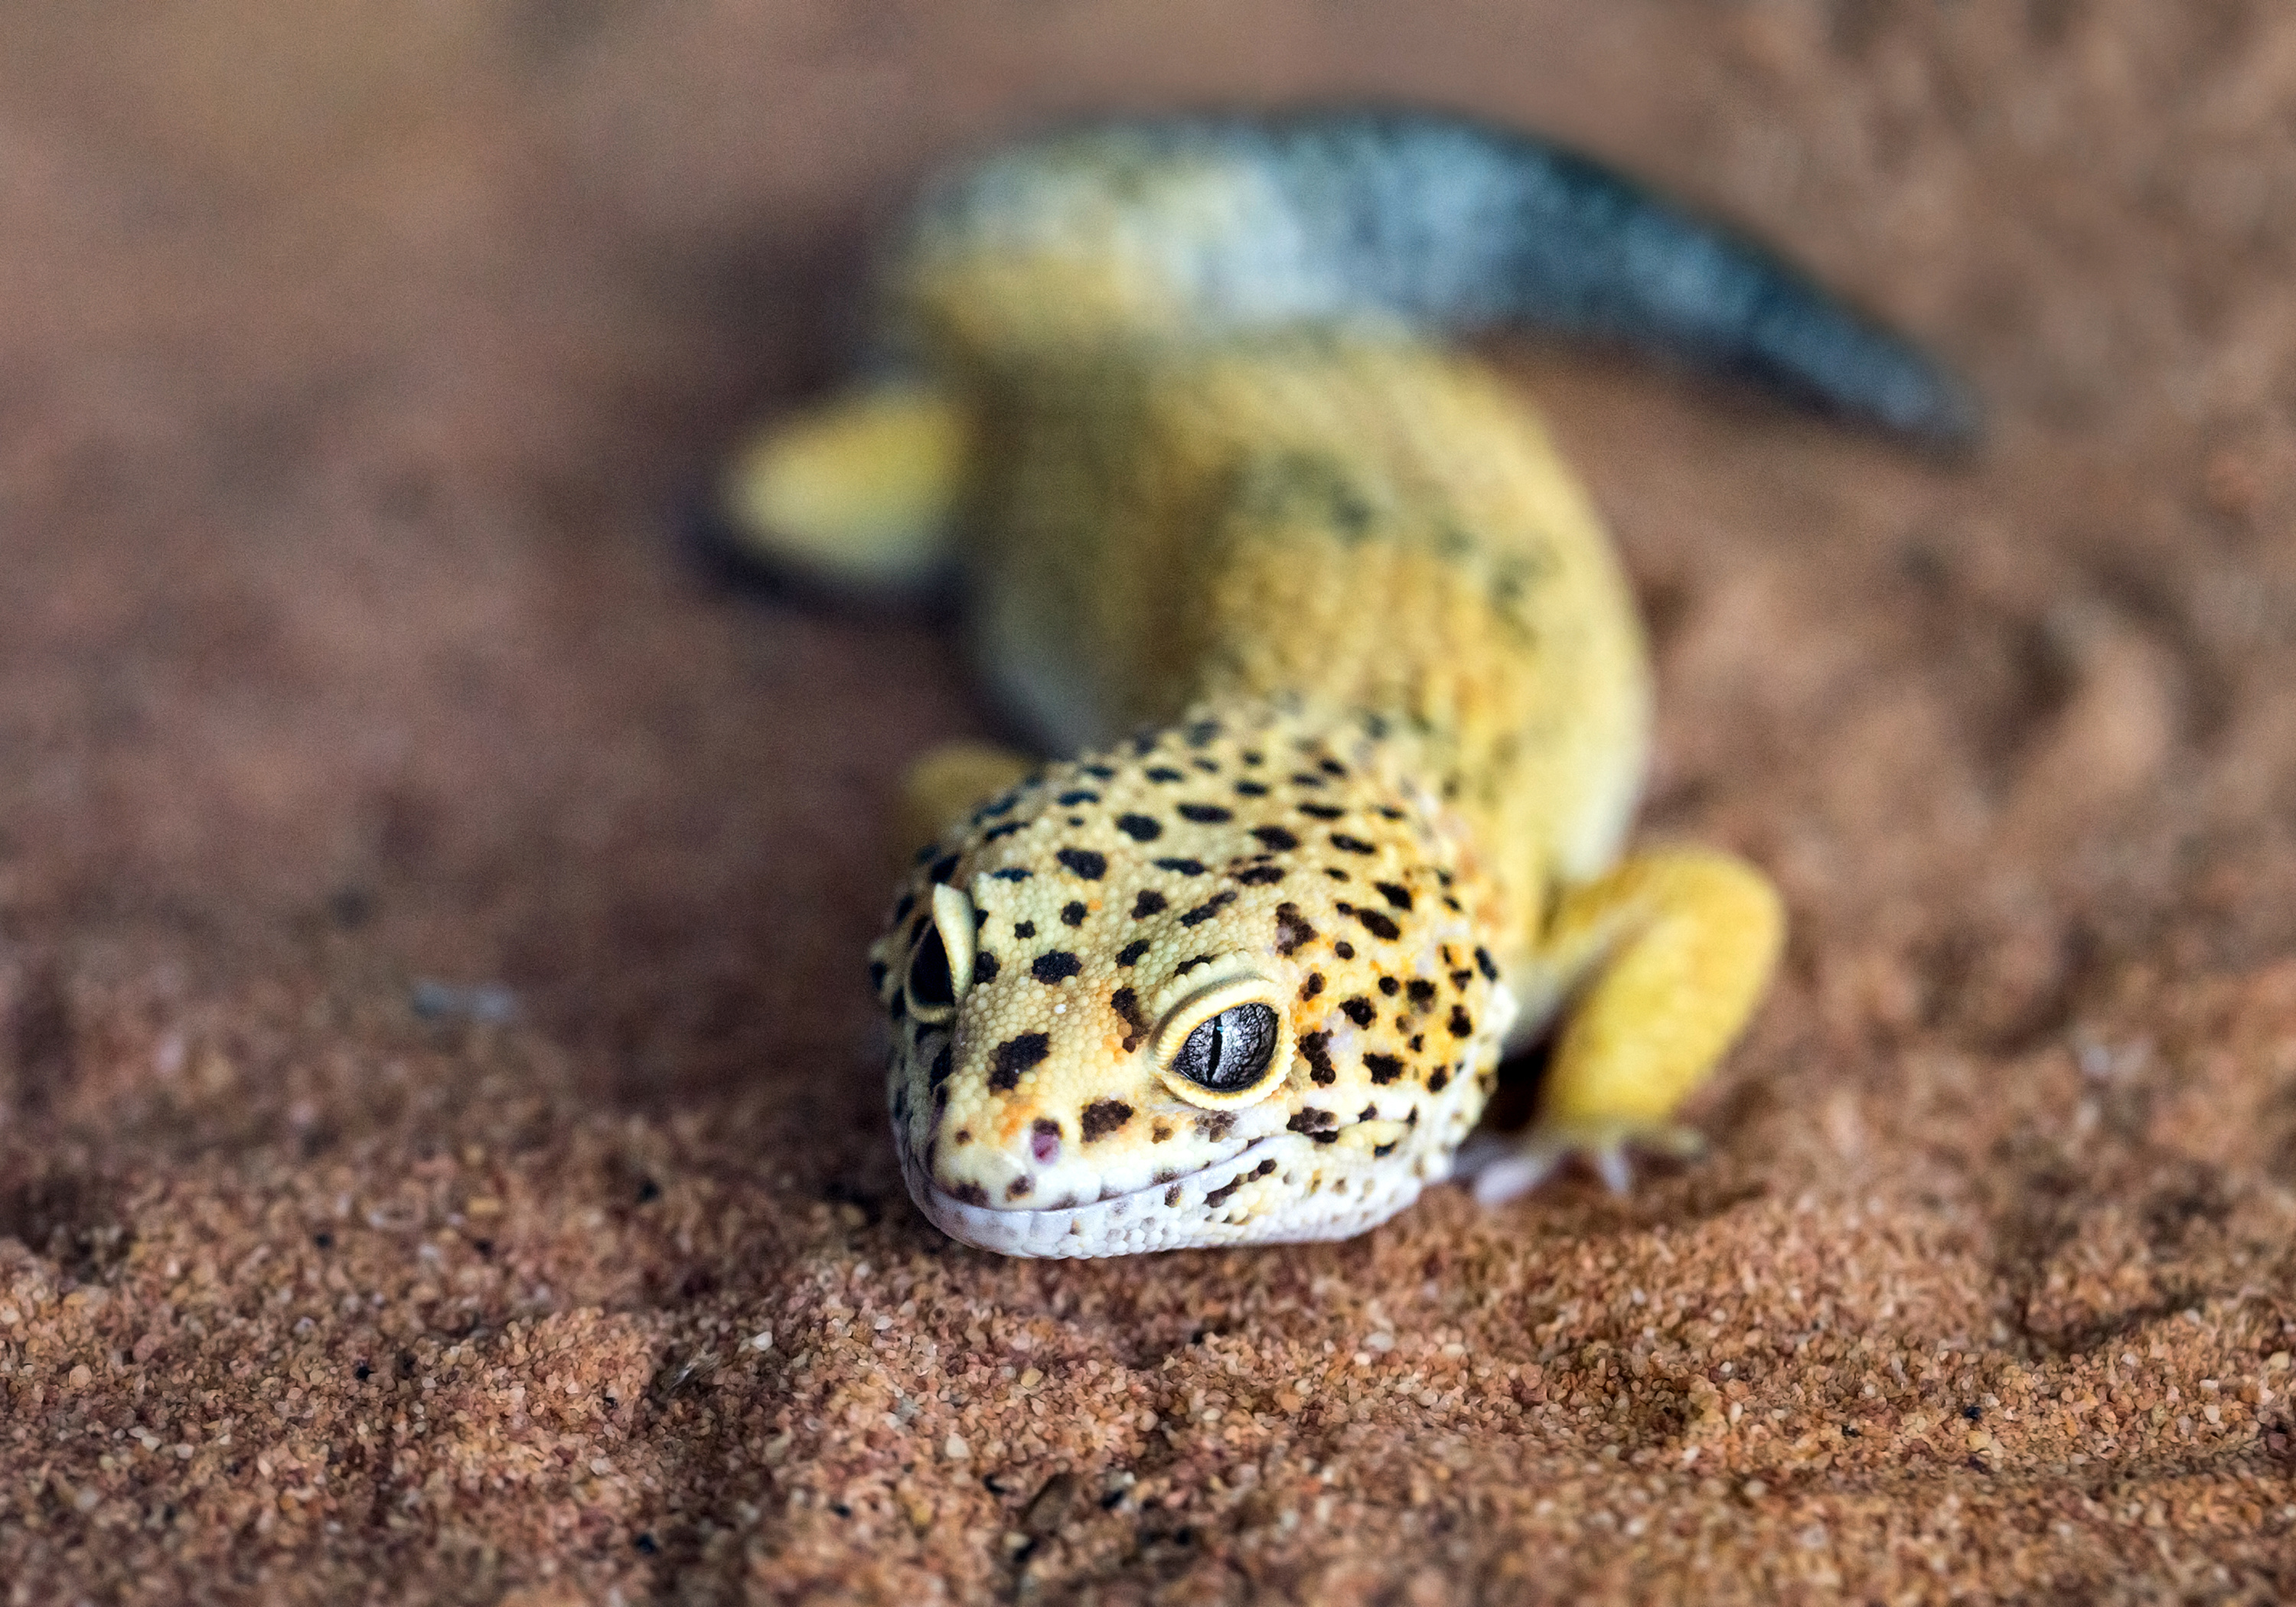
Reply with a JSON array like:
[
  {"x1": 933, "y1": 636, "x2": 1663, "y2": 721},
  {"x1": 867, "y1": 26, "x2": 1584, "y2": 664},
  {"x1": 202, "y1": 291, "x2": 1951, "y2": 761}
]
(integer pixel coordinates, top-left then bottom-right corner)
[{"x1": 729, "y1": 113, "x2": 1968, "y2": 1256}]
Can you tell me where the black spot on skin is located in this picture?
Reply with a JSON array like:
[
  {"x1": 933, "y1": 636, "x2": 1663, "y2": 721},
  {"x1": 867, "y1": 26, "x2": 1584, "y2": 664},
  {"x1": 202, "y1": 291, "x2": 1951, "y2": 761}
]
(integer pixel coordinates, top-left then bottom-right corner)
[
  {"x1": 1235, "y1": 865, "x2": 1285, "y2": 885},
  {"x1": 1365, "y1": 1054, "x2": 1404, "y2": 1084},
  {"x1": 974, "y1": 950, "x2": 1000, "y2": 983},
  {"x1": 1132, "y1": 889, "x2": 1169, "y2": 919},
  {"x1": 1242, "y1": 750, "x2": 1263, "y2": 765},
  {"x1": 1407, "y1": 979, "x2": 1437, "y2": 1009},
  {"x1": 1179, "y1": 890, "x2": 1238, "y2": 927},
  {"x1": 1110, "y1": 986, "x2": 1148, "y2": 1050},
  {"x1": 1334, "y1": 941, "x2": 1355, "y2": 960},
  {"x1": 1299, "y1": 972, "x2": 1325, "y2": 999},
  {"x1": 1083, "y1": 764, "x2": 1116, "y2": 781},
  {"x1": 990, "y1": 867, "x2": 1032, "y2": 882},
  {"x1": 1372, "y1": 1141, "x2": 1397, "y2": 1159},
  {"x1": 1192, "y1": 758, "x2": 1220, "y2": 774},
  {"x1": 1378, "y1": 976, "x2": 1398, "y2": 996},
  {"x1": 1358, "y1": 1105, "x2": 1378, "y2": 1122},
  {"x1": 1062, "y1": 901, "x2": 1088, "y2": 927},
  {"x1": 1319, "y1": 758, "x2": 1348, "y2": 777},
  {"x1": 1115, "y1": 813, "x2": 1163, "y2": 841},
  {"x1": 1450, "y1": 968, "x2": 1474, "y2": 990},
  {"x1": 1056, "y1": 790, "x2": 1099, "y2": 806},
  {"x1": 1300, "y1": 1034, "x2": 1336, "y2": 1086},
  {"x1": 1116, "y1": 939, "x2": 1151, "y2": 967},
  {"x1": 950, "y1": 1182, "x2": 990, "y2": 1206},
  {"x1": 1153, "y1": 858, "x2": 1208, "y2": 875},
  {"x1": 1177, "y1": 803, "x2": 1232, "y2": 824},
  {"x1": 1032, "y1": 951, "x2": 1082, "y2": 984},
  {"x1": 1196, "y1": 1112, "x2": 1237, "y2": 1140},
  {"x1": 1448, "y1": 1005, "x2": 1473, "y2": 1037},
  {"x1": 1300, "y1": 803, "x2": 1344, "y2": 820},
  {"x1": 1326, "y1": 869, "x2": 1350, "y2": 882},
  {"x1": 1081, "y1": 1099, "x2": 1134, "y2": 1142},
  {"x1": 1376, "y1": 805, "x2": 1406, "y2": 820},
  {"x1": 887, "y1": 992, "x2": 906, "y2": 1023},
  {"x1": 1274, "y1": 902, "x2": 1317, "y2": 954},
  {"x1": 1057, "y1": 847, "x2": 1107, "y2": 880},
  {"x1": 930, "y1": 1042, "x2": 954, "y2": 1086},
  {"x1": 1427, "y1": 1066, "x2": 1450, "y2": 1094},
  {"x1": 1203, "y1": 1173, "x2": 1247, "y2": 1208},
  {"x1": 1151, "y1": 1123, "x2": 1172, "y2": 1143},
  {"x1": 868, "y1": 957, "x2": 888, "y2": 993},
  {"x1": 983, "y1": 822, "x2": 1025, "y2": 842},
  {"x1": 1013, "y1": 920, "x2": 1036, "y2": 939},
  {"x1": 1375, "y1": 882, "x2": 1414, "y2": 911},
  {"x1": 1291, "y1": 772, "x2": 1325, "y2": 788},
  {"x1": 1287, "y1": 1107, "x2": 1336, "y2": 1133},
  {"x1": 1339, "y1": 998, "x2": 1376, "y2": 1027},
  {"x1": 929, "y1": 853, "x2": 960, "y2": 883},
  {"x1": 1186, "y1": 719, "x2": 1222, "y2": 746},
  {"x1": 1251, "y1": 825, "x2": 1300, "y2": 851},
  {"x1": 1331, "y1": 833, "x2": 1378, "y2": 856},
  {"x1": 1476, "y1": 947, "x2": 1499, "y2": 981},
  {"x1": 1165, "y1": 1185, "x2": 1182, "y2": 1207},
  {"x1": 1175, "y1": 953, "x2": 1217, "y2": 976},
  {"x1": 1234, "y1": 780, "x2": 1270, "y2": 797},
  {"x1": 892, "y1": 892, "x2": 915, "y2": 922},
  {"x1": 1146, "y1": 767, "x2": 1185, "y2": 784},
  {"x1": 990, "y1": 1033, "x2": 1050, "y2": 1090},
  {"x1": 1004, "y1": 1177, "x2": 1035, "y2": 1201}
]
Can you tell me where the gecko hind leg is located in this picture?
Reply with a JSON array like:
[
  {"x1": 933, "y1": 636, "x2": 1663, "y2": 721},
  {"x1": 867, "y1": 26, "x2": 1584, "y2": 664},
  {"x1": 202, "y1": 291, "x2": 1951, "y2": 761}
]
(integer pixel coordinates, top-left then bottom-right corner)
[
  {"x1": 1469, "y1": 846, "x2": 1784, "y2": 1205},
  {"x1": 721, "y1": 381, "x2": 970, "y2": 591}
]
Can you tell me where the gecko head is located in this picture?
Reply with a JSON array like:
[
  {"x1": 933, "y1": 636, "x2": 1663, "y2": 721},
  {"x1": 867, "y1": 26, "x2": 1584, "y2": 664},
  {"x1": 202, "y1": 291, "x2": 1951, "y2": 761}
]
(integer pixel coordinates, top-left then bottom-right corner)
[{"x1": 872, "y1": 705, "x2": 1518, "y2": 1257}]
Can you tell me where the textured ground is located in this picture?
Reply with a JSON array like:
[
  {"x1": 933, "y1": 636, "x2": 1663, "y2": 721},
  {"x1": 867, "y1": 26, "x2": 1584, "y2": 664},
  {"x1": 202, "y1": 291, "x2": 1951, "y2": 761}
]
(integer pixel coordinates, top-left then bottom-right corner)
[{"x1": 2, "y1": 2, "x2": 2294, "y2": 1602}]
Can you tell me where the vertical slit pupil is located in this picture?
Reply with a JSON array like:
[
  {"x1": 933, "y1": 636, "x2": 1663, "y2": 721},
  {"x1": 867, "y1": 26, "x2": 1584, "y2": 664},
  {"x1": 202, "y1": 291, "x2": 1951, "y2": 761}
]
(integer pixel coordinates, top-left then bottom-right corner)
[{"x1": 1175, "y1": 1003, "x2": 1277, "y2": 1090}]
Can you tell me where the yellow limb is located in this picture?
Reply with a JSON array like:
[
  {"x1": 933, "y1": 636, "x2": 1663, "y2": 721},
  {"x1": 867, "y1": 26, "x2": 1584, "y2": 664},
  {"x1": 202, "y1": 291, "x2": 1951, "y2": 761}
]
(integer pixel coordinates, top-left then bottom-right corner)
[
  {"x1": 895, "y1": 742, "x2": 1036, "y2": 870},
  {"x1": 1472, "y1": 846, "x2": 1784, "y2": 1202},
  {"x1": 721, "y1": 382, "x2": 970, "y2": 588}
]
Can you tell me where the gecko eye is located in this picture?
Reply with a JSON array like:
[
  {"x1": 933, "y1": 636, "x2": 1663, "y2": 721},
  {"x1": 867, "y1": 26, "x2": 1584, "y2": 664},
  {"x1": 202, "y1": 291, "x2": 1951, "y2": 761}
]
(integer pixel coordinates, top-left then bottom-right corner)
[
  {"x1": 1172, "y1": 1005, "x2": 1278, "y2": 1090},
  {"x1": 906, "y1": 884, "x2": 976, "y2": 1024},
  {"x1": 1152, "y1": 976, "x2": 1292, "y2": 1108}
]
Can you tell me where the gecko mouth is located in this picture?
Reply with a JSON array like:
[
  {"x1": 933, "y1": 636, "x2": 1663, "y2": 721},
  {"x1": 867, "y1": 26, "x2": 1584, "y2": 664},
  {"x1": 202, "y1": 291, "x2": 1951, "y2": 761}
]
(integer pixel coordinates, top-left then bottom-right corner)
[{"x1": 892, "y1": 1121, "x2": 1291, "y2": 1259}]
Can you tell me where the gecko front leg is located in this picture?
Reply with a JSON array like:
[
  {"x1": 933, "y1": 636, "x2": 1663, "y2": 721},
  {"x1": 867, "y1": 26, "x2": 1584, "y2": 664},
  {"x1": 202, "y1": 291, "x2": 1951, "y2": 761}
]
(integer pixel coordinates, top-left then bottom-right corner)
[{"x1": 1466, "y1": 846, "x2": 1785, "y2": 1202}]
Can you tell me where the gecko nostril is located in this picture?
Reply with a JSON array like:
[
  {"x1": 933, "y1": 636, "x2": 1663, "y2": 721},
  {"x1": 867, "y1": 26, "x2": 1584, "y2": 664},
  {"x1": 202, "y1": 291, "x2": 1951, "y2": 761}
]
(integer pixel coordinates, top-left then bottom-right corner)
[{"x1": 1031, "y1": 1119, "x2": 1062, "y2": 1164}]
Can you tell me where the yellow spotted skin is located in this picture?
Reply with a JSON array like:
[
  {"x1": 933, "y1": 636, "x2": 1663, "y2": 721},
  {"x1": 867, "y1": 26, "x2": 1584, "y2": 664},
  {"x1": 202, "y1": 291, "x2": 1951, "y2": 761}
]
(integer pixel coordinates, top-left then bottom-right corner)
[
  {"x1": 737, "y1": 122, "x2": 1804, "y2": 1256},
  {"x1": 843, "y1": 337, "x2": 1782, "y2": 1257}
]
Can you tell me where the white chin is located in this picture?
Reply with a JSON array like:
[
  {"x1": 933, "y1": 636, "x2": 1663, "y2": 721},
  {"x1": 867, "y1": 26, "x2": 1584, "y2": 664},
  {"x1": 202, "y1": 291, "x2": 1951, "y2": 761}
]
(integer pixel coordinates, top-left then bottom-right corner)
[{"x1": 892, "y1": 1121, "x2": 1433, "y2": 1259}]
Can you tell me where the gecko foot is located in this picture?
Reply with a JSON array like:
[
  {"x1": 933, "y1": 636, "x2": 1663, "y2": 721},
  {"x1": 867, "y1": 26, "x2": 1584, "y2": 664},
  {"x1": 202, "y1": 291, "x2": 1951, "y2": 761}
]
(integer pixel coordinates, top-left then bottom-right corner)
[{"x1": 1455, "y1": 1119, "x2": 1705, "y2": 1205}]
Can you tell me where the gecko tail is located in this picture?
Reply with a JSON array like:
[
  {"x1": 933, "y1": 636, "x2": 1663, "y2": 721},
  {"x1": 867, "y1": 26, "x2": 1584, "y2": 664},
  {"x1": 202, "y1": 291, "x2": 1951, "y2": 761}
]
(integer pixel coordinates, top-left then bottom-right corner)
[{"x1": 905, "y1": 111, "x2": 1978, "y2": 445}]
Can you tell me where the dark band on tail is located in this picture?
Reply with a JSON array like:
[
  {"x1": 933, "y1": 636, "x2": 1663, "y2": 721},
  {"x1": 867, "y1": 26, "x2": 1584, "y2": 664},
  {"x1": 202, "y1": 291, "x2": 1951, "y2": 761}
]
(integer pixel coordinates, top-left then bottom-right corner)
[{"x1": 909, "y1": 110, "x2": 1978, "y2": 444}]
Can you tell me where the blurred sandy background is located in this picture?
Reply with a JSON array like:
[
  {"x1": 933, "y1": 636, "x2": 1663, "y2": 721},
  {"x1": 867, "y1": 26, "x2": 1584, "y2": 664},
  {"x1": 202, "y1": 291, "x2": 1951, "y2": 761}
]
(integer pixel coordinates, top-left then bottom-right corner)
[{"x1": 1, "y1": 2, "x2": 2293, "y2": 1601}]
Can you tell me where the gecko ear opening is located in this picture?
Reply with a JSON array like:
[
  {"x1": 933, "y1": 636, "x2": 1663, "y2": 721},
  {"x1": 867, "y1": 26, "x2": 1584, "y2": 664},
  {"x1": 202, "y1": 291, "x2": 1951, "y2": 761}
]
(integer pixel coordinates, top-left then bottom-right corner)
[
  {"x1": 907, "y1": 884, "x2": 978, "y2": 1024},
  {"x1": 1151, "y1": 976, "x2": 1293, "y2": 1110}
]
